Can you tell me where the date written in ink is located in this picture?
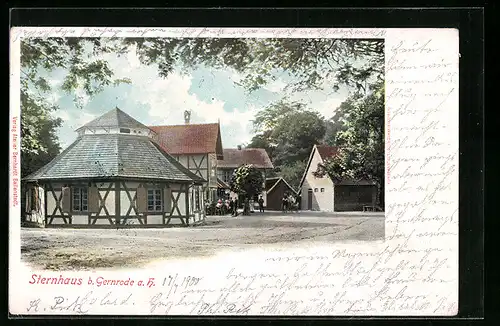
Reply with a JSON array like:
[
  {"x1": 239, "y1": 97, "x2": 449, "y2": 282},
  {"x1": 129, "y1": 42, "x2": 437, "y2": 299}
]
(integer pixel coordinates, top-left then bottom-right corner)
[{"x1": 162, "y1": 274, "x2": 203, "y2": 294}]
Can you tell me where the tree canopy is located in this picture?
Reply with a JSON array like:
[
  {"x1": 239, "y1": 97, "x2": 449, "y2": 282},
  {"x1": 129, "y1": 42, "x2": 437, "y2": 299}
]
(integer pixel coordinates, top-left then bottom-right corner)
[
  {"x1": 20, "y1": 36, "x2": 384, "y2": 201},
  {"x1": 313, "y1": 81, "x2": 385, "y2": 206},
  {"x1": 20, "y1": 38, "x2": 130, "y2": 177},
  {"x1": 229, "y1": 164, "x2": 264, "y2": 199}
]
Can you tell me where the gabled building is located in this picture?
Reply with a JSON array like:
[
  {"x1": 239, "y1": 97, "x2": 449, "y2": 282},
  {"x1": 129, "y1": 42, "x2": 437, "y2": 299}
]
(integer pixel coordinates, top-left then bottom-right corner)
[
  {"x1": 265, "y1": 177, "x2": 298, "y2": 211},
  {"x1": 149, "y1": 117, "x2": 224, "y2": 203},
  {"x1": 23, "y1": 108, "x2": 206, "y2": 227},
  {"x1": 217, "y1": 147, "x2": 274, "y2": 204},
  {"x1": 299, "y1": 144, "x2": 378, "y2": 212}
]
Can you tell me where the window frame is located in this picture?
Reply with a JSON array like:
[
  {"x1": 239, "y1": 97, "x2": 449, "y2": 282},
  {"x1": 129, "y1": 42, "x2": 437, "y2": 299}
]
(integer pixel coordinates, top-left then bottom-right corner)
[
  {"x1": 147, "y1": 188, "x2": 163, "y2": 212},
  {"x1": 72, "y1": 187, "x2": 89, "y2": 213}
]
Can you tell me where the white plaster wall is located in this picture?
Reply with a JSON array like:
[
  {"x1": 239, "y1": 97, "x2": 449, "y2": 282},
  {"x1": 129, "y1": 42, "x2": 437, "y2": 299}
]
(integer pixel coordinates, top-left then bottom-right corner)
[
  {"x1": 50, "y1": 218, "x2": 65, "y2": 225},
  {"x1": 167, "y1": 217, "x2": 184, "y2": 225},
  {"x1": 72, "y1": 215, "x2": 88, "y2": 225},
  {"x1": 302, "y1": 149, "x2": 335, "y2": 211},
  {"x1": 94, "y1": 218, "x2": 113, "y2": 225},
  {"x1": 177, "y1": 155, "x2": 189, "y2": 167},
  {"x1": 99, "y1": 190, "x2": 115, "y2": 216},
  {"x1": 148, "y1": 215, "x2": 163, "y2": 225},
  {"x1": 120, "y1": 190, "x2": 134, "y2": 215},
  {"x1": 177, "y1": 192, "x2": 186, "y2": 215},
  {"x1": 46, "y1": 190, "x2": 58, "y2": 214}
]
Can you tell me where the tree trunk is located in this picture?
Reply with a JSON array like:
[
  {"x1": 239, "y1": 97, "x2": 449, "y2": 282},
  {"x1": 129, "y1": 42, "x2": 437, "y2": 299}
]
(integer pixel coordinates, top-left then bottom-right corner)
[{"x1": 243, "y1": 197, "x2": 250, "y2": 215}]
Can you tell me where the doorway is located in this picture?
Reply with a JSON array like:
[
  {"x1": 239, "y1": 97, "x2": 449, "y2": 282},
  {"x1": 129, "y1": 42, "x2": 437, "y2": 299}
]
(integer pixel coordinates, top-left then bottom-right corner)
[{"x1": 307, "y1": 189, "x2": 313, "y2": 210}]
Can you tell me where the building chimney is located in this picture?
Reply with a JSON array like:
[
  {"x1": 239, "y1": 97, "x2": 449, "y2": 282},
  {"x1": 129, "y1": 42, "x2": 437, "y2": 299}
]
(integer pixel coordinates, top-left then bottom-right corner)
[{"x1": 184, "y1": 110, "x2": 191, "y2": 124}]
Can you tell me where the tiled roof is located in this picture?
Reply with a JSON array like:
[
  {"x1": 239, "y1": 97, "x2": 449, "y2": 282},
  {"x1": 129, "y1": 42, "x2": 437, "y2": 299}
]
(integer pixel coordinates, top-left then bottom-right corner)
[
  {"x1": 149, "y1": 123, "x2": 223, "y2": 158},
  {"x1": 24, "y1": 134, "x2": 205, "y2": 183},
  {"x1": 218, "y1": 148, "x2": 274, "y2": 169},
  {"x1": 76, "y1": 107, "x2": 150, "y2": 131},
  {"x1": 316, "y1": 145, "x2": 339, "y2": 161}
]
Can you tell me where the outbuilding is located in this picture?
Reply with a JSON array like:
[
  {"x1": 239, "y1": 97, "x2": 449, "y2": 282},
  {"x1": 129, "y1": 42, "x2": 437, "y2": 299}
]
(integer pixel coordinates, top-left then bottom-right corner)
[
  {"x1": 299, "y1": 144, "x2": 378, "y2": 212},
  {"x1": 265, "y1": 177, "x2": 298, "y2": 211}
]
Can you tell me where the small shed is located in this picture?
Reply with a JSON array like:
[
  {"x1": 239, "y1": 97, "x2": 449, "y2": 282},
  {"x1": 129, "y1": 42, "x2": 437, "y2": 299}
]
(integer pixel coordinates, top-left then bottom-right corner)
[
  {"x1": 265, "y1": 177, "x2": 298, "y2": 211},
  {"x1": 23, "y1": 108, "x2": 206, "y2": 227}
]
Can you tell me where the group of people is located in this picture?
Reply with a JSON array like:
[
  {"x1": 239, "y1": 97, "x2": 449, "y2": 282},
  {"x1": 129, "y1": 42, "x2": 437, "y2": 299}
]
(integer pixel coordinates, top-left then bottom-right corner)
[
  {"x1": 210, "y1": 192, "x2": 298, "y2": 216},
  {"x1": 215, "y1": 197, "x2": 239, "y2": 216},
  {"x1": 281, "y1": 193, "x2": 298, "y2": 213}
]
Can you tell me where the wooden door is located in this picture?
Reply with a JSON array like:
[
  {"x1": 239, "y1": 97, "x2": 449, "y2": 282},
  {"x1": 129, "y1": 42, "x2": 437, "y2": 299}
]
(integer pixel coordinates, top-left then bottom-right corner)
[{"x1": 307, "y1": 189, "x2": 313, "y2": 210}]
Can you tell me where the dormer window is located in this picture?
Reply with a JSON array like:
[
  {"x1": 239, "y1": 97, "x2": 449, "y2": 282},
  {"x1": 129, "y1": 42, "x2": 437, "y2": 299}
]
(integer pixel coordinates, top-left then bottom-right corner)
[{"x1": 120, "y1": 128, "x2": 131, "y2": 134}]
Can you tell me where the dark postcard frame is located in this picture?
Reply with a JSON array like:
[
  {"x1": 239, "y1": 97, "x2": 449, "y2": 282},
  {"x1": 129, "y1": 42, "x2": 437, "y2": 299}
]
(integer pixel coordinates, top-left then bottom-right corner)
[{"x1": 7, "y1": 7, "x2": 484, "y2": 323}]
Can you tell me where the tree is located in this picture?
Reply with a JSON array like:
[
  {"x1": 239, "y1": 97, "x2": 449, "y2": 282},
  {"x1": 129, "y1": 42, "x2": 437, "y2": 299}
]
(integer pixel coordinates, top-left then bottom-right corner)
[
  {"x1": 271, "y1": 109, "x2": 326, "y2": 166},
  {"x1": 123, "y1": 38, "x2": 383, "y2": 95},
  {"x1": 20, "y1": 37, "x2": 384, "y2": 201},
  {"x1": 229, "y1": 164, "x2": 264, "y2": 215},
  {"x1": 20, "y1": 38, "x2": 129, "y2": 176},
  {"x1": 247, "y1": 100, "x2": 326, "y2": 189},
  {"x1": 279, "y1": 160, "x2": 308, "y2": 191},
  {"x1": 313, "y1": 81, "x2": 385, "y2": 207},
  {"x1": 323, "y1": 108, "x2": 348, "y2": 146}
]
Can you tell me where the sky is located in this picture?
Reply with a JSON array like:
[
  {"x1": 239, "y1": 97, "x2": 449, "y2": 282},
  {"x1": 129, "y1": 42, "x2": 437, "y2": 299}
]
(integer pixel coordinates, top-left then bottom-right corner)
[{"x1": 44, "y1": 43, "x2": 349, "y2": 149}]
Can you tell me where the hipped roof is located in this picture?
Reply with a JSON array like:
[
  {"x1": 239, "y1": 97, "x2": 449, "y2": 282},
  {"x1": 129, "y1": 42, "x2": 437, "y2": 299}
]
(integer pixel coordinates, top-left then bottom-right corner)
[
  {"x1": 24, "y1": 134, "x2": 205, "y2": 183},
  {"x1": 76, "y1": 107, "x2": 151, "y2": 131},
  {"x1": 25, "y1": 107, "x2": 205, "y2": 183}
]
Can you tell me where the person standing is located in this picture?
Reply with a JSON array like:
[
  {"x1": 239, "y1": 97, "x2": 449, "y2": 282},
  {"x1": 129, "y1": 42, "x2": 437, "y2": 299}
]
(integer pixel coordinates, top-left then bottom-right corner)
[
  {"x1": 232, "y1": 197, "x2": 239, "y2": 217},
  {"x1": 258, "y1": 195, "x2": 265, "y2": 213},
  {"x1": 282, "y1": 193, "x2": 288, "y2": 213},
  {"x1": 229, "y1": 197, "x2": 234, "y2": 216}
]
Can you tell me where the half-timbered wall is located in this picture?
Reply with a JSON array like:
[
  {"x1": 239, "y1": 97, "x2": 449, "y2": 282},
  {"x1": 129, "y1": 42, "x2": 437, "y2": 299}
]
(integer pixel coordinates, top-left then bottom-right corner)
[
  {"x1": 44, "y1": 180, "x2": 205, "y2": 227},
  {"x1": 173, "y1": 153, "x2": 219, "y2": 203},
  {"x1": 173, "y1": 154, "x2": 210, "y2": 181},
  {"x1": 208, "y1": 153, "x2": 218, "y2": 189}
]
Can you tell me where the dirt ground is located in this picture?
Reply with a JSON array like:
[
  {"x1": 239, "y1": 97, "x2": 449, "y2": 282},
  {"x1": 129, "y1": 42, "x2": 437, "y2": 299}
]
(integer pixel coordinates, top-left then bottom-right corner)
[{"x1": 20, "y1": 211, "x2": 385, "y2": 271}]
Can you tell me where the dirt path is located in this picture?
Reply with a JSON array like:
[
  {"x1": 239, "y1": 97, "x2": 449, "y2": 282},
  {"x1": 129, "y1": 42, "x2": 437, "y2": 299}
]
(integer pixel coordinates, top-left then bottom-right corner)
[{"x1": 20, "y1": 212, "x2": 384, "y2": 271}]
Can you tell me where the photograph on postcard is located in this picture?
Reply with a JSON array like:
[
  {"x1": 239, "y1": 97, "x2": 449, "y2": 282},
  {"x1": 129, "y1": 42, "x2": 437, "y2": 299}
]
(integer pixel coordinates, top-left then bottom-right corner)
[
  {"x1": 10, "y1": 27, "x2": 459, "y2": 316},
  {"x1": 19, "y1": 36, "x2": 385, "y2": 270}
]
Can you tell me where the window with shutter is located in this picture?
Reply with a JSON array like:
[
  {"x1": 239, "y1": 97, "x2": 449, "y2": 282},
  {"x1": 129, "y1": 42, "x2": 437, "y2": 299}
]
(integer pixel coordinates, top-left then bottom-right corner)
[
  {"x1": 61, "y1": 187, "x2": 71, "y2": 213},
  {"x1": 136, "y1": 187, "x2": 147, "y2": 213},
  {"x1": 88, "y1": 186, "x2": 99, "y2": 213},
  {"x1": 164, "y1": 187, "x2": 172, "y2": 213},
  {"x1": 72, "y1": 187, "x2": 88, "y2": 213},
  {"x1": 147, "y1": 189, "x2": 162, "y2": 212}
]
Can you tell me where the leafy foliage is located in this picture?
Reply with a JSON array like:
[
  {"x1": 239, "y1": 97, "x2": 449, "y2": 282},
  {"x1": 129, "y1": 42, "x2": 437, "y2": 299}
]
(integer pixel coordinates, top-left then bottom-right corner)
[
  {"x1": 229, "y1": 164, "x2": 264, "y2": 199},
  {"x1": 247, "y1": 100, "x2": 327, "y2": 190},
  {"x1": 20, "y1": 36, "x2": 384, "y2": 201},
  {"x1": 20, "y1": 38, "x2": 130, "y2": 176},
  {"x1": 313, "y1": 81, "x2": 385, "y2": 206},
  {"x1": 123, "y1": 38, "x2": 384, "y2": 95},
  {"x1": 278, "y1": 160, "x2": 308, "y2": 192}
]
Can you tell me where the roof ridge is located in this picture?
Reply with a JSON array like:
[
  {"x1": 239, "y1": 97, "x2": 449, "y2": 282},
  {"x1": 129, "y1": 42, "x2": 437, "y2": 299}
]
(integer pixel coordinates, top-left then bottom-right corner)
[{"x1": 76, "y1": 107, "x2": 150, "y2": 131}]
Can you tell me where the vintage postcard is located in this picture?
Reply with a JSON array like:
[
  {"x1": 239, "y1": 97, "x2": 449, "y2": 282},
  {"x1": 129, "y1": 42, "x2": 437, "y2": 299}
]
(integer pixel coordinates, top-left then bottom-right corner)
[{"x1": 9, "y1": 27, "x2": 458, "y2": 316}]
